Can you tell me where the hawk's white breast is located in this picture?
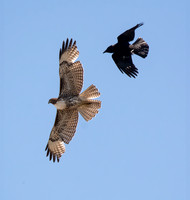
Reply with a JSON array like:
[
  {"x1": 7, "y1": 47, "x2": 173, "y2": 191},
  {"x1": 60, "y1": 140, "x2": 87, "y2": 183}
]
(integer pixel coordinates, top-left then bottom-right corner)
[{"x1": 54, "y1": 100, "x2": 66, "y2": 110}]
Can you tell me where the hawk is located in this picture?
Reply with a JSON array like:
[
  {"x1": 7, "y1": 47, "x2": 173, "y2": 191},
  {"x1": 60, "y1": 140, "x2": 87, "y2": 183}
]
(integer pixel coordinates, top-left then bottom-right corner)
[
  {"x1": 103, "y1": 23, "x2": 149, "y2": 78},
  {"x1": 46, "y1": 39, "x2": 101, "y2": 162}
]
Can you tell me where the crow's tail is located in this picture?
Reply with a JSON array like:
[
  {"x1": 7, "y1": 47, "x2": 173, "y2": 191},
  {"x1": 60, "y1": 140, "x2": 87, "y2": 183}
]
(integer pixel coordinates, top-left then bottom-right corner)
[{"x1": 130, "y1": 37, "x2": 149, "y2": 58}]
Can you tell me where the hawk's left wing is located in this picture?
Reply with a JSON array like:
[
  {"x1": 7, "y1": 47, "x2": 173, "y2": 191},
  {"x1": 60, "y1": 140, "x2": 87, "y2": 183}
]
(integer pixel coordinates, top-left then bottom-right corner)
[
  {"x1": 59, "y1": 39, "x2": 83, "y2": 97},
  {"x1": 45, "y1": 109, "x2": 79, "y2": 162}
]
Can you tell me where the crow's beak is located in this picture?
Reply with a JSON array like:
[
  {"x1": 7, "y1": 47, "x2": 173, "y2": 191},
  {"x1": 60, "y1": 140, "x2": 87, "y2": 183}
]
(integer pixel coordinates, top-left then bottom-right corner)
[{"x1": 103, "y1": 50, "x2": 106, "y2": 53}]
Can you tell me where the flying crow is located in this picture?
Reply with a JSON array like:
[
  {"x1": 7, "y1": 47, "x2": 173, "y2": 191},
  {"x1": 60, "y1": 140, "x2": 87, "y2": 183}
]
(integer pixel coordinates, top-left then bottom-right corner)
[{"x1": 103, "y1": 23, "x2": 149, "y2": 78}]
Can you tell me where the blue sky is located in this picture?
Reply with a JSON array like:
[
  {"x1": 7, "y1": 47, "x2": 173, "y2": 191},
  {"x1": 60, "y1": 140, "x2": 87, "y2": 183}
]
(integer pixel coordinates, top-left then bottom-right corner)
[{"x1": 1, "y1": 0, "x2": 189, "y2": 200}]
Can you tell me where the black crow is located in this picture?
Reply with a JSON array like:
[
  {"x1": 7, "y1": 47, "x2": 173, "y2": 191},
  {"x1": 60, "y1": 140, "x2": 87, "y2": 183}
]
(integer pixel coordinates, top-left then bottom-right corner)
[{"x1": 103, "y1": 23, "x2": 149, "y2": 78}]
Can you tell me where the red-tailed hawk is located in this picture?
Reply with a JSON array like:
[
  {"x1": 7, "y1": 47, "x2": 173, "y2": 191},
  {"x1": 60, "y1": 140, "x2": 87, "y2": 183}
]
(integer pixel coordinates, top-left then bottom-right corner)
[{"x1": 45, "y1": 39, "x2": 101, "y2": 162}]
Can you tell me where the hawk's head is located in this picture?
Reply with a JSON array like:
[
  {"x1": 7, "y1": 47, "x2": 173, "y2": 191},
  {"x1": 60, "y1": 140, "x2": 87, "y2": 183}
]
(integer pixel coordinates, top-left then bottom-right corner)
[{"x1": 48, "y1": 98, "x2": 58, "y2": 105}]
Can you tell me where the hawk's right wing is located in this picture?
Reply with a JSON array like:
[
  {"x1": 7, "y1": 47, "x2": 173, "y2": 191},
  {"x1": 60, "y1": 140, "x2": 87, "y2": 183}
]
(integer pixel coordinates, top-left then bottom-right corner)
[
  {"x1": 45, "y1": 109, "x2": 79, "y2": 162},
  {"x1": 59, "y1": 39, "x2": 83, "y2": 97}
]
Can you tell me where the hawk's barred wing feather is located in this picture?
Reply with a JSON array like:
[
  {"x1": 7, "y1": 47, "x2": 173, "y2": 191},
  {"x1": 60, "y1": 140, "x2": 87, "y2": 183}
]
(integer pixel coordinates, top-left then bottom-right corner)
[
  {"x1": 56, "y1": 109, "x2": 79, "y2": 144},
  {"x1": 59, "y1": 38, "x2": 79, "y2": 64},
  {"x1": 59, "y1": 61, "x2": 83, "y2": 96},
  {"x1": 59, "y1": 39, "x2": 83, "y2": 96},
  {"x1": 45, "y1": 140, "x2": 65, "y2": 162},
  {"x1": 45, "y1": 109, "x2": 79, "y2": 162}
]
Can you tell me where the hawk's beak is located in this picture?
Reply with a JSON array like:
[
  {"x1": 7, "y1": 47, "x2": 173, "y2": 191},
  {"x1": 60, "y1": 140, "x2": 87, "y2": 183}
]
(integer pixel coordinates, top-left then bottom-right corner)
[{"x1": 48, "y1": 100, "x2": 51, "y2": 104}]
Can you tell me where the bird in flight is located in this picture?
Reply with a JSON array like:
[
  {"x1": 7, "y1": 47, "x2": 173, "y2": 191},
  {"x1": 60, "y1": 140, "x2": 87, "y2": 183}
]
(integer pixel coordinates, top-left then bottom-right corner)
[
  {"x1": 46, "y1": 39, "x2": 101, "y2": 162},
  {"x1": 103, "y1": 23, "x2": 149, "y2": 78}
]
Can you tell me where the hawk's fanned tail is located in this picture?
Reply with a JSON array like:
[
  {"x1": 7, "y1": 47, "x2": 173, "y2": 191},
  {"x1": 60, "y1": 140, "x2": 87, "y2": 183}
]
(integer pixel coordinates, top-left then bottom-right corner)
[
  {"x1": 78, "y1": 100, "x2": 101, "y2": 121},
  {"x1": 80, "y1": 84, "x2": 100, "y2": 99},
  {"x1": 78, "y1": 84, "x2": 101, "y2": 121}
]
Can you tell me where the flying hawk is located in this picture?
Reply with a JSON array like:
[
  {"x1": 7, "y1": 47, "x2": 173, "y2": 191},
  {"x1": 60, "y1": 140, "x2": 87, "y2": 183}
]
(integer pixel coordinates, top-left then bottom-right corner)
[
  {"x1": 46, "y1": 39, "x2": 101, "y2": 162},
  {"x1": 103, "y1": 23, "x2": 149, "y2": 78}
]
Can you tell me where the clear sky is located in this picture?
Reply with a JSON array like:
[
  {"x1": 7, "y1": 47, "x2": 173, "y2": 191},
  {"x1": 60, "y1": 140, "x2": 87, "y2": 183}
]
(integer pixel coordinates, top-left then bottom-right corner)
[{"x1": 1, "y1": 0, "x2": 189, "y2": 200}]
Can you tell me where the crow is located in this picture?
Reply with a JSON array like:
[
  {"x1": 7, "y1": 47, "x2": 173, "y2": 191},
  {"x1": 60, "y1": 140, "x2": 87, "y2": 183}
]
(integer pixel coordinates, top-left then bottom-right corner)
[{"x1": 103, "y1": 23, "x2": 149, "y2": 78}]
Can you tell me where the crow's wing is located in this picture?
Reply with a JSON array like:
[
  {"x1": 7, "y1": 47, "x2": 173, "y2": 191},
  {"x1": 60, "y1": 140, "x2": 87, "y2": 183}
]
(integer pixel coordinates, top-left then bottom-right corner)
[
  {"x1": 117, "y1": 23, "x2": 143, "y2": 43},
  {"x1": 45, "y1": 109, "x2": 79, "y2": 162},
  {"x1": 112, "y1": 53, "x2": 138, "y2": 78}
]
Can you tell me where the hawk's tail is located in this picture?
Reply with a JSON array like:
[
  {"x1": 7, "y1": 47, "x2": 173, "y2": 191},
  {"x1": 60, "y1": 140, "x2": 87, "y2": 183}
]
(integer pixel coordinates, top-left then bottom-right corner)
[
  {"x1": 80, "y1": 84, "x2": 100, "y2": 99},
  {"x1": 130, "y1": 37, "x2": 149, "y2": 58},
  {"x1": 78, "y1": 85, "x2": 101, "y2": 121}
]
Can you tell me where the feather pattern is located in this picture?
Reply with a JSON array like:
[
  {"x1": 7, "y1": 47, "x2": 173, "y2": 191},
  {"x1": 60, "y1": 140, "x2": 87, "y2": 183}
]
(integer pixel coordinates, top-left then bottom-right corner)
[
  {"x1": 59, "y1": 61, "x2": 83, "y2": 96},
  {"x1": 59, "y1": 39, "x2": 83, "y2": 96},
  {"x1": 45, "y1": 109, "x2": 79, "y2": 162},
  {"x1": 59, "y1": 38, "x2": 79, "y2": 64},
  {"x1": 78, "y1": 100, "x2": 101, "y2": 121},
  {"x1": 80, "y1": 84, "x2": 100, "y2": 99}
]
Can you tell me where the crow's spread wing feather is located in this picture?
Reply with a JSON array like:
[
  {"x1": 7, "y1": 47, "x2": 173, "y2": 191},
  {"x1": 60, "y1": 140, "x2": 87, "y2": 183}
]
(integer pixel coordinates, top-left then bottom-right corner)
[
  {"x1": 112, "y1": 53, "x2": 138, "y2": 78},
  {"x1": 117, "y1": 23, "x2": 143, "y2": 43}
]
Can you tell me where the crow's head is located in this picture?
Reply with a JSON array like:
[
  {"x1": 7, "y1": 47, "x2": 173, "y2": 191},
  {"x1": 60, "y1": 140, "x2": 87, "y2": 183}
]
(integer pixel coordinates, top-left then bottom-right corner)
[{"x1": 103, "y1": 45, "x2": 115, "y2": 53}]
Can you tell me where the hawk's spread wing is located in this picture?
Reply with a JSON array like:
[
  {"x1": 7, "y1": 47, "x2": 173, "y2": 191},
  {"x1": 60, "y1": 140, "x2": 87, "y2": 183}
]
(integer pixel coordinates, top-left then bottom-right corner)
[
  {"x1": 117, "y1": 23, "x2": 143, "y2": 43},
  {"x1": 112, "y1": 53, "x2": 138, "y2": 78},
  {"x1": 45, "y1": 109, "x2": 79, "y2": 162},
  {"x1": 59, "y1": 39, "x2": 83, "y2": 97}
]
